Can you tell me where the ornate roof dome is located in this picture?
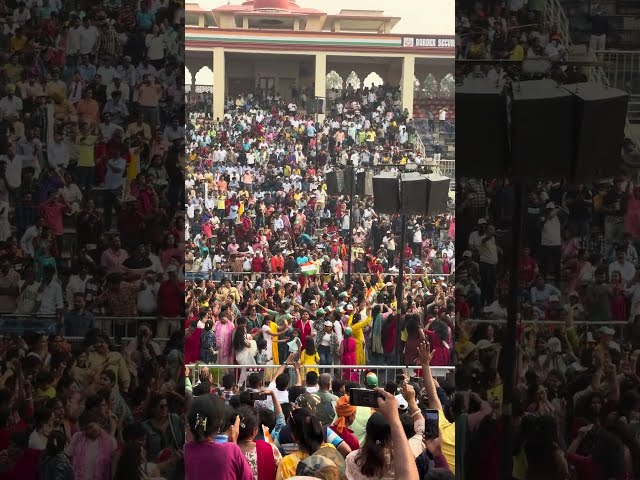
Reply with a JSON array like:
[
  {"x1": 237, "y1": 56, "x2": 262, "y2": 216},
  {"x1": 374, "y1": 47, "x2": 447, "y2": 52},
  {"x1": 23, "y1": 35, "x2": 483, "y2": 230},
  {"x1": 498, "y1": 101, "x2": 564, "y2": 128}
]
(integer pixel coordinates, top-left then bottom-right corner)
[{"x1": 247, "y1": 0, "x2": 294, "y2": 11}]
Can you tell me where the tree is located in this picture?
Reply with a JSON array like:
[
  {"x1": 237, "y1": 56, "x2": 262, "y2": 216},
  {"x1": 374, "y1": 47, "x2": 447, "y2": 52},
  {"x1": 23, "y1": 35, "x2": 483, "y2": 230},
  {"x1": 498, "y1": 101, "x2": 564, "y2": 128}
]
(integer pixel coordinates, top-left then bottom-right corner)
[
  {"x1": 345, "y1": 71, "x2": 361, "y2": 89},
  {"x1": 326, "y1": 70, "x2": 344, "y2": 90},
  {"x1": 439, "y1": 73, "x2": 455, "y2": 98}
]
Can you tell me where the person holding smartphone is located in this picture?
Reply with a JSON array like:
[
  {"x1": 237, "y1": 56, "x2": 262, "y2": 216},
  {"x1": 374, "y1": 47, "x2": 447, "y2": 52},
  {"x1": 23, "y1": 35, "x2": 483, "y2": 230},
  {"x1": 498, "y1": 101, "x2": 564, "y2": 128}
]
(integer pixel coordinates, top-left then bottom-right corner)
[
  {"x1": 417, "y1": 341, "x2": 456, "y2": 474},
  {"x1": 344, "y1": 389, "x2": 419, "y2": 480}
]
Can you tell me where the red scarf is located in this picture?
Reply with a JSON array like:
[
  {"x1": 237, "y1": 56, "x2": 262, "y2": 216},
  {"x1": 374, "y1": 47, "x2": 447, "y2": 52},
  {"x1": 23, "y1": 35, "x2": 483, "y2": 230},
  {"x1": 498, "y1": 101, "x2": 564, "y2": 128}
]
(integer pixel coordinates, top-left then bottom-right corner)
[{"x1": 255, "y1": 440, "x2": 277, "y2": 480}]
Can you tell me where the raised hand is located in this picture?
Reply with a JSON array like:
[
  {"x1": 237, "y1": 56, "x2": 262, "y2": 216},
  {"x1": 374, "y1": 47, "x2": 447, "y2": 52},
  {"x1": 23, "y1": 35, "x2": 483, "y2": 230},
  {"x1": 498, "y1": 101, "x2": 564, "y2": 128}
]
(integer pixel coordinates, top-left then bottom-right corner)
[{"x1": 417, "y1": 341, "x2": 433, "y2": 366}]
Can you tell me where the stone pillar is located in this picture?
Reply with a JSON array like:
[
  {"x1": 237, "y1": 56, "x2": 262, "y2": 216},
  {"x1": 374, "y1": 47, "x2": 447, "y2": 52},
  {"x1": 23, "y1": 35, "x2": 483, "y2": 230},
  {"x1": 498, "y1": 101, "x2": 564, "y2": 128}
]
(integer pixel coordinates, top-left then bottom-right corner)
[
  {"x1": 401, "y1": 55, "x2": 415, "y2": 118},
  {"x1": 213, "y1": 48, "x2": 225, "y2": 120},
  {"x1": 314, "y1": 52, "x2": 327, "y2": 122}
]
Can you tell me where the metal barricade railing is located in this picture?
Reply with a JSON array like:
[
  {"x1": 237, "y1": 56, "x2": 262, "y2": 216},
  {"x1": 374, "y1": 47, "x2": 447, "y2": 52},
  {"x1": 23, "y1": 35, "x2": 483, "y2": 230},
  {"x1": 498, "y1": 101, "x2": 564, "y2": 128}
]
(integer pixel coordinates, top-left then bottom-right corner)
[
  {"x1": 432, "y1": 158, "x2": 455, "y2": 181},
  {"x1": 544, "y1": 0, "x2": 571, "y2": 47},
  {"x1": 586, "y1": 50, "x2": 640, "y2": 150},
  {"x1": 185, "y1": 271, "x2": 452, "y2": 283},
  {"x1": 186, "y1": 364, "x2": 455, "y2": 389},
  {"x1": 0, "y1": 315, "x2": 179, "y2": 344},
  {"x1": 466, "y1": 318, "x2": 628, "y2": 338},
  {"x1": 593, "y1": 50, "x2": 640, "y2": 93}
]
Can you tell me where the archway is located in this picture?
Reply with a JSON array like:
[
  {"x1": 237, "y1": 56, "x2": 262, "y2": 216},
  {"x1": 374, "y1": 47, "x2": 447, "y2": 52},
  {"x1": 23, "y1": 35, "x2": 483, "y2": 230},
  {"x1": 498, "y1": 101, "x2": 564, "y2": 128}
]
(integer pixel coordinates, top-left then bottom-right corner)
[
  {"x1": 345, "y1": 71, "x2": 361, "y2": 90},
  {"x1": 326, "y1": 70, "x2": 344, "y2": 90},
  {"x1": 195, "y1": 66, "x2": 214, "y2": 86},
  {"x1": 363, "y1": 72, "x2": 384, "y2": 88}
]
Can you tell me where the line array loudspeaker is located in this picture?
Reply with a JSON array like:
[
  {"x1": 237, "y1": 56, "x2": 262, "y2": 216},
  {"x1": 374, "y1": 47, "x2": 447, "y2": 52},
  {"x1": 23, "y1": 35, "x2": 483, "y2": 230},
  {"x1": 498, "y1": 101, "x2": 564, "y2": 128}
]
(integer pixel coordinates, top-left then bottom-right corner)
[{"x1": 372, "y1": 172, "x2": 400, "y2": 214}]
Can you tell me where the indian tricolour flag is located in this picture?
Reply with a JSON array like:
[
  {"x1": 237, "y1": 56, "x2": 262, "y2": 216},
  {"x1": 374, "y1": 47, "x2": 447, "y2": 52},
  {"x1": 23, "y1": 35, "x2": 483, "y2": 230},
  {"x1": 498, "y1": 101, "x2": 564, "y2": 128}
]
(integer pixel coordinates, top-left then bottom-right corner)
[
  {"x1": 300, "y1": 262, "x2": 318, "y2": 276},
  {"x1": 366, "y1": 286, "x2": 377, "y2": 303}
]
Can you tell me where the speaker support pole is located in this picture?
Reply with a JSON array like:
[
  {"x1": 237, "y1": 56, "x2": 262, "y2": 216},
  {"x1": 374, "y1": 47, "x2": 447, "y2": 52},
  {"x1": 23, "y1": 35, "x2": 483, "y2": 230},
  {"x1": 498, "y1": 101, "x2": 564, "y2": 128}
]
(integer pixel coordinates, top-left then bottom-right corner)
[
  {"x1": 500, "y1": 181, "x2": 526, "y2": 480},
  {"x1": 395, "y1": 213, "x2": 407, "y2": 364},
  {"x1": 347, "y1": 164, "x2": 355, "y2": 279}
]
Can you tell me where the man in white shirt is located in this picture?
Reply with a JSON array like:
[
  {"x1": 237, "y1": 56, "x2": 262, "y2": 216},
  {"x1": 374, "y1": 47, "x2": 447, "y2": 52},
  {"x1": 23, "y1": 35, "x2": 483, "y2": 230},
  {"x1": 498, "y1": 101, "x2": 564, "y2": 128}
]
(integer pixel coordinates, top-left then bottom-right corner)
[
  {"x1": 96, "y1": 57, "x2": 116, "y2": 85},
  {"x1": 540, "y1": 202, "x2": 566, "y2": 282},
  {"x1": 438, "y1": 108, "x2": 447, "y2": 132},
  {"x1": 468, "y1": 218, "x2": 487, "y2": 252},
  {"x1": 47, "y1": 131, "x2": 71, "y2": 170},
  {"x1": 65, "y1": 264, "x2": 91, "y2": 306},
  {"x1": 37, "y1": 266, "x2": 64, "y2": 316},
  {"x1": 20, "y1": 218, "x2": 42, "y2": 258},
  {"x1": 609, "y1": 246, "x2": 636, "y2": 285},
  {"x1": 0, "y1": 84, "x2": 22, "y2": 117},
  {"x1": 78, "y1": 17, "x2": 99, "y2": 55},
  {"x1": 479, "y1": 224, "x2": 500, "y2": 304},
  {"x1": 98, "y1": 113, "x2": 124, "y2": 142},
  {"x1": 137, "y1": 270, "x2": 160, "y2": 315}
]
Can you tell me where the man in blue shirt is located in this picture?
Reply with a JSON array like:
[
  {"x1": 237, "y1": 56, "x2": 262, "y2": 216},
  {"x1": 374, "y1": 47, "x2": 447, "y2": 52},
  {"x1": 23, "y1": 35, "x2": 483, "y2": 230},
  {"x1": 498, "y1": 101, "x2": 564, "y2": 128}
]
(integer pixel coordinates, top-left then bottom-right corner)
[{"x1": 64, "y1": 292, "x2": 95, "y2": 337}]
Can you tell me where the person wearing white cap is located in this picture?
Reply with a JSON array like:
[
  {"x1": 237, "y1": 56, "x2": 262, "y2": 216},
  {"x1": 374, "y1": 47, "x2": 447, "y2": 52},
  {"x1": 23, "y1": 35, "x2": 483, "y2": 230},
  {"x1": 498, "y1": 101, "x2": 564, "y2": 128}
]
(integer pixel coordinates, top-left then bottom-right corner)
[
  {"x1": 412, "y1": 222, "x2": 422, "y2": 255},
  {"x1": 460, "y1": 250, "x2": 480, "y2": 281},
  {"x1": 478, "y1": 220, "x2": 499, "y2": 304},
  {"x1": 537, "y1": 337, "x2": 567, "y2": 376},
  {"x1": 540, "y1": 200, "x2": 567, "y2": 282},
  {"x1": 317, "y1": 321, "x2": 339, "y2": 367},
  {"x1": 467, "y1": 218, "x2": 487, "y2": 252}
]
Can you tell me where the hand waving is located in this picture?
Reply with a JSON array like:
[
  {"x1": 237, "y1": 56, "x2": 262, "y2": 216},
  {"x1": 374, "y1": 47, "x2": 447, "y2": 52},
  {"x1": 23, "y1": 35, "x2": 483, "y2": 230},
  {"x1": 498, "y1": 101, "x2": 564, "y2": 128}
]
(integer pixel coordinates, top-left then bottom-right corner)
[{"x1": 417, "y1": 341, "x2": 433, "y2": 367}]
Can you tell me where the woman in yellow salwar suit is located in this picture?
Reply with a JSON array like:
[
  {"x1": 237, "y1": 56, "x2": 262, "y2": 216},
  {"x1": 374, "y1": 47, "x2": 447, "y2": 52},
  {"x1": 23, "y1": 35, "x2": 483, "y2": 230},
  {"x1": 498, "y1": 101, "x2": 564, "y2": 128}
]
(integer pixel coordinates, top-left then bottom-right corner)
[
  {"x1": 261, "y1": 316, "x2": 288, "y2": 382},
  {"x1": 348, "y1": 301, "x2": 372, "y2": 365}
]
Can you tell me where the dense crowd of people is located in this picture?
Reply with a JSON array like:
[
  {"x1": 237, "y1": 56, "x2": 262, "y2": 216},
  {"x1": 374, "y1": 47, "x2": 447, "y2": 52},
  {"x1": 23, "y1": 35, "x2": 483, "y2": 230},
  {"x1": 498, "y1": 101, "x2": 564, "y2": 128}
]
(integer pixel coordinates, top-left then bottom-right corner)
[
  {"x1": 455, "y1": 0, "x2": 575, "y2": 82},
  {"x1": 456, "y1": 0, "x2": 566, "y2": 60},
  {"x1": 185, "y1": 340, "x2": 455, "y2": 480},
  {"x1": 454, "y1": 2, "x2": 640, "y2": 479},
  {"x1": 455, "y1": 175, "x2": 640, "y2": 479},
  {"x1": 0, "y1": 0, "x2": 185, "y2": 479},
  {"x1": 184, "y1": 83, "x2": 456, "y2": 375}
]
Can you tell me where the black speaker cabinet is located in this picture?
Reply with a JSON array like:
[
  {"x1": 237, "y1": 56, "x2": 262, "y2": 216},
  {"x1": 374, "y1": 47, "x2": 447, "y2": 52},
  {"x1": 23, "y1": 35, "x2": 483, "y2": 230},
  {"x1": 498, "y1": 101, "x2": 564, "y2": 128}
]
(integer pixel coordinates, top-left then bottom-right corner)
[
  {"x1": 373, "y1": 172, "x2": 400, "y2": 214},
  {"x1": 325, "y1": 170, "x2": 344, "y2": 196},
  {"x1": 425, "y1": 173, "x2": 450, "y2": 216},
  {"x1": 511, "y1": 80, "x2": 575, "y2": 180},
  {"x1": 306, "y1": 98, "x2": 325, "y2": 115},
  {"x1": 343, "y1": 168, "x2": 353, "y2": 194},
  {"x1": 456, "y1": 79, "x2": 508, "y2": 178},
  {"x1": 562, "y1": 83, "x2": 628, "y2": 182},
  {"x1": 356, "y1": 171, "x2": 373, "y2": 197},
  {"x1": 400, "y1": 173, "x2": 428, "y2": 215}
]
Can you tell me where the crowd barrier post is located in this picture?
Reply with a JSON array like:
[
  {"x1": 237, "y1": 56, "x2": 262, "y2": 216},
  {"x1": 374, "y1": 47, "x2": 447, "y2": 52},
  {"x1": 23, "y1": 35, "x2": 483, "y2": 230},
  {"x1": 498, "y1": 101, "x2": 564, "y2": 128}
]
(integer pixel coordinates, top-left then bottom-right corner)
[
  {"x1": 0, "y1": 315, "x2": 179, "y2": 344},
  {"x1": 185, "y1": 364, "x2": 455, "y2": 390}
]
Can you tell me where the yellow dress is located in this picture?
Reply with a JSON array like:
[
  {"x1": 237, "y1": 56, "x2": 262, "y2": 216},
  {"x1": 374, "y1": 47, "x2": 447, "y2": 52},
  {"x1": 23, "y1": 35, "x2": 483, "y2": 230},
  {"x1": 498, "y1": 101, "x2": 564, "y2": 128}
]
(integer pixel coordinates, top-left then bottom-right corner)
[
  {"x1": 349, "y1": 315, "x2": 372, "y2": 365},
  {"x1": 276, "y1": 451, "x2": 309, "y2": 480},
  {"x1": 299, "y1": 350, "x2": 319, "y2": 375},
  {"x1": 127, "y1": 146, "x2": 141, "y2": 180},
  {"x1": 270, "y1": 321, "x2": 280, "y2": 366}
]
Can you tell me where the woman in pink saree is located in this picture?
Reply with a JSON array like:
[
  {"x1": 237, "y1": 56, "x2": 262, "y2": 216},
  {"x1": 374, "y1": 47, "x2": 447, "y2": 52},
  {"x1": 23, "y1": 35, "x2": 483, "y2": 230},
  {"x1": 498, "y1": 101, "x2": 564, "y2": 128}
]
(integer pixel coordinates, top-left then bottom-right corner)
[
  {"x1": 340, "y1": 327, "x2": 359, "y2": 382},
  {"x1": 215, "y1": 316, "x2": 235, "y2": 367},
  {"x1": 66, "y1": 412, "x2": 117, "y2": 480},
  {"x1": 624, "y1": 185, "x2": 640, "y2": 241}
]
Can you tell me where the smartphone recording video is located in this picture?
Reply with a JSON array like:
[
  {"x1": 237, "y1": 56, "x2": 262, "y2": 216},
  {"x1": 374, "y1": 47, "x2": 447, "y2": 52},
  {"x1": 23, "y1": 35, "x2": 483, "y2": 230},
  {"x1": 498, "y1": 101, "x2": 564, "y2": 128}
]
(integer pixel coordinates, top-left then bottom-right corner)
[
  {"x1": 349, "y1": 388, "x2": 381, "y2": 408},
  {"x1": 425, "y1": 409, "x2": 439, "y2": 439},
  {"x1": 249, "y1": 392, "x2": 268, "y2": 401}
]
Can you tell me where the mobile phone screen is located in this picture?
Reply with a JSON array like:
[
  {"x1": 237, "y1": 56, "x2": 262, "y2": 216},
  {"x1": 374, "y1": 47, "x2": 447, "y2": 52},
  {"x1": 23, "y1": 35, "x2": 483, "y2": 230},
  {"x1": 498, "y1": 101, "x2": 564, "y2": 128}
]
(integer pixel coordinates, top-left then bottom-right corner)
[
  {"x1": 350, "y1": 388, "x2": 380, "y2": 408},
  {"x1": 425, "y1": 409, "x2": 439, "y2": 439}
]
